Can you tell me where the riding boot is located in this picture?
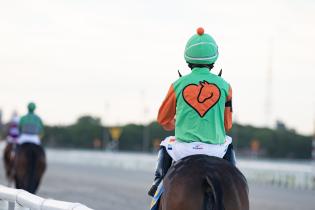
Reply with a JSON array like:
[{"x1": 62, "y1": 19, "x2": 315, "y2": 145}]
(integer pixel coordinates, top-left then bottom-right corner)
[
  {"x1": 148, "y1": 146, "x2": 172, "y2": 197},
  {"x1": 223, "y1": 143, "x2": 236, "y2": 166}
]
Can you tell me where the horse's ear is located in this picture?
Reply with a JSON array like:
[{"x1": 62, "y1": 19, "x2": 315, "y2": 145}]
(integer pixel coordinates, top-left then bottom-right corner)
[
  {"x1": 178, "y1": 70, "x2": 182, "y2": 77},
  {"x1": 218, "y1": 69, "x2": 222, "y2": 77}
]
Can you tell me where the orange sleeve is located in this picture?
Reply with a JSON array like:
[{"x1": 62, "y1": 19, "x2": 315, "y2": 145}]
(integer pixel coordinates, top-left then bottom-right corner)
[
  {"x1": 224, "y1": 86, "x2": 233, "y2": 132},
  {"x1": 157, "y1": 84, "x2": 176, "y2": 131}
]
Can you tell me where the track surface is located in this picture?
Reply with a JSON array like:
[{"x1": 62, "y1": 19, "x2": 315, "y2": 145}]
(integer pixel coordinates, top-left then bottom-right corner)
[{"x1": 1, "y1": 161, "x2": 315, "y2": 210}]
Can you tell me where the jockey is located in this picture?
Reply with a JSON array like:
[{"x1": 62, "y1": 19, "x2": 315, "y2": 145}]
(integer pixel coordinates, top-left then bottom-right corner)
[
  {"x1": 148, "y1": 27, "x2": 235, "y2": 197},
  {"x1": 18, "y1": 102, "x2": 44, "y2": 145},
  {"x1": 6, "y1": 112, "x2": 20, "y2": 144}
]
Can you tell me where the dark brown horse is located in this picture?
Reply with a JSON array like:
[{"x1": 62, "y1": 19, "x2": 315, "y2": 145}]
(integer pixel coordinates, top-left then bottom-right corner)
[
  {"x1": 158, "y1": 155, "x2": 249, "y2": 210},
  {"x1": 3, "y1": 143, "x2": 15, "y2": 183},
  {"x1": 14, "y1": 143, "x2": 46, "y2": 194}
]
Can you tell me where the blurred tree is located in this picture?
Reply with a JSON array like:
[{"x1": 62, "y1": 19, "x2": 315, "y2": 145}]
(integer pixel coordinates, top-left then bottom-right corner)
[
  {"x1": 43, "y1": 116, "x2": 103, "y2": 148},
  {"x1": 229, "y1": 123, "x2": 312, "y2": 159},
  {"x1": 118, "y1": 124, "x2": 143, "y2": 151},
  {"x1": 118, "y1": 122, "x2": 174, "y2": 152},
  {"x1": 42, "y1": 116, "x2": 312, "y2": 159}
]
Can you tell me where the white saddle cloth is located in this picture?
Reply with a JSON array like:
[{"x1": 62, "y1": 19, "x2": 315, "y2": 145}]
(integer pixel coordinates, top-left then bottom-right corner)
[
  {"x1": 160, "y1": 136, "x2": 232, "y2": 161},
  {"x1": 6, "y1": 136, "x2": 18, "y2": 144},
  {"x1": 18, "y1": 134, "x2": 41, "y2": 145}
]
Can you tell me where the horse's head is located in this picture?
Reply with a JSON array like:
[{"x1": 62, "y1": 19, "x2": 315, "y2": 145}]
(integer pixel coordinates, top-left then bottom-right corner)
[{"x1": 198, "y1": 81, "x2": 216, "y2": 103}]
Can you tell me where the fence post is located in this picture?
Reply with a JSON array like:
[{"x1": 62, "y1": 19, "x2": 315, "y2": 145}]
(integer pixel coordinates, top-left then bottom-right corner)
[
  {"x1": 0, "y1": 199, "x2": 8, "y2": 210},
  {"x1": 14, "y1": 202, "x2": 29, "y2": 210}
]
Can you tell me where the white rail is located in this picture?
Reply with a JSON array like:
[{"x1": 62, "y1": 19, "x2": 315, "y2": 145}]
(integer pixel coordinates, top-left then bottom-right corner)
[
  {"x1": 47, "y1": 149, "x2": 315, "y2": 190},
  {"x1": 0, "y1": 185, "x2": 93, "y2": 210},
  {"x1": 239, "y1": 160, "x2": 315, "y2": 190}
]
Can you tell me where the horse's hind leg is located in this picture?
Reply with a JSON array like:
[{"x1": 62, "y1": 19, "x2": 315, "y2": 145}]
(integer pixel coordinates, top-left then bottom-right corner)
[{"x1": 3, "y1": 144, "x2": 12, "y2": 181}]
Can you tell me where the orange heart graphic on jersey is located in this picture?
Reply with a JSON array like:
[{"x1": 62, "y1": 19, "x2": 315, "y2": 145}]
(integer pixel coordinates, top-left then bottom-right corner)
[{"x1": 182, "y1": 81, "x2": 221, "y2": 117}]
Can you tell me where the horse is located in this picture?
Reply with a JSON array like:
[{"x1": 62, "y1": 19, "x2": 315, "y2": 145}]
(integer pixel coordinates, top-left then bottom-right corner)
[
  {"x1": 14, "y1": 143, "x2": 46, "y2": 194},
  {"x1": 158, "y1": 155, "x2": 249, "y2": 210},
  {"x1": 3, "y1": 143, "x2": 15, "y2": 184}
]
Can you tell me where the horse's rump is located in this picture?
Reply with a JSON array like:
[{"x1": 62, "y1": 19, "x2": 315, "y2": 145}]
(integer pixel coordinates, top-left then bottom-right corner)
[
  {"x1": 160, "y1": 155, "x2": 249, "y2": 210},
  {"x1": 14, "y1": 143, "x2": 46, "y2": 194}
]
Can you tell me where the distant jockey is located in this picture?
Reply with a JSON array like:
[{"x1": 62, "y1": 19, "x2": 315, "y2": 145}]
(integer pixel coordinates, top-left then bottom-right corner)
[
  {"x1": 18, "y1": 102, "x2": 44, "y2": 145},
  {"x1": 6, "y1": 112, "x2": 20, "y2": 144},
  {"x1": 5, "y1": 112, "x2": 20, "y2": 159},
  {"x1": 148, "y1": 27, "x2": 235, "y2": 196},
  {"x1": 14, "y1": 102, "x2": 46, "y2": 194}
]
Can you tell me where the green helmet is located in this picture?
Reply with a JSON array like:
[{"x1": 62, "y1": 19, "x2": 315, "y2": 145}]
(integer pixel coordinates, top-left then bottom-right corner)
[
  {"x1": 27, "y1": 102, "x2": 36, "y2": 113},
  {"x1": 184, "y1": 27, "x2": 219, "y2": 65}
]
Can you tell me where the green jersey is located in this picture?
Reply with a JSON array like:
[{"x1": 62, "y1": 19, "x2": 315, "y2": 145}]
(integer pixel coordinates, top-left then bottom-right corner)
[
  {"x1": 157, "y1": 67, "x2": 232, "y2": 144},
  {"x1": 19, "y1": 113, "x2": 44, "y2": 135}
]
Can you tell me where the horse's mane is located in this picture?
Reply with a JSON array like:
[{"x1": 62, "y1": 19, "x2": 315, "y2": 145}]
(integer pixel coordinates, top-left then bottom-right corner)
[{"x1": 165, "y1": 155, "x2": 249, "y2": 210}]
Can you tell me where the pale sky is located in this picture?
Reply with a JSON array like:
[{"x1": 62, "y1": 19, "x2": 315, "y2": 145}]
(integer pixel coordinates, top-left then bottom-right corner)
[{"x1": 0, "y1": 0, "x2": 314, "y2": 134}]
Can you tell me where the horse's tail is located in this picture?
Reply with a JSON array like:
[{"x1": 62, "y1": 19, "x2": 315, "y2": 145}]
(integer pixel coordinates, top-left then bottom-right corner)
[
  {"x1": 204, "y1": 175, "x2": 224, "y2": 210},
  {"x1": 27, "y1": 145, "x2": 36, "y2": 193},
  {"x1": 26, "y1": 144, "x2": 46, "y2": 194},
  {"x1": 204, "y1": 167, "x2": 249, "y2": 210}
]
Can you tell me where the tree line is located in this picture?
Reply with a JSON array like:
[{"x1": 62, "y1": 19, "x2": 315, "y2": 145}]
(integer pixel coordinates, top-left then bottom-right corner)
[{"x1": 39, "y1": 116, "x2": 313, "y2": 159}]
